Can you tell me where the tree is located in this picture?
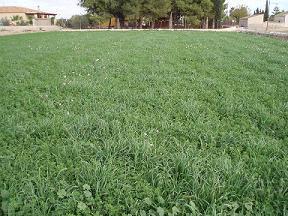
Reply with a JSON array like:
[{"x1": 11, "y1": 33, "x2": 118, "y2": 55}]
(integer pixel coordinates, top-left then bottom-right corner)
[
  {"x1": 26, "y1": 15, "x2": 33, "y2": 25},
  {"x1": 254, "y1": 8, "x2": 265, "y2": 15},
  {"x1": 254, "y1": 8, "x2": 259, "y2": 15},
  {"x1": 201, "y1": 0, "x2": 214, "y2": 29},
  {"x1": 272, "y1": 6, "x2": 281, "y2": 15},
  {"x1": 79, "y1": 0, "x2": 226, "y2": 29},
  {"x1": 122, "y1": 0, "x2": 142, "y2": 28},
  {"x1": 230, "y1": 5, "x2": 249, "y2": 24},
  {"x1": 11, "y1": 15, "x2": 29, "y2": 26},
  {"x1": 214, "y1": 0, "x2": 225, "y2": 28},
  {"x1": 171, "y1": 0, "x2": 214, "y2": 29},
  {"x1": 56, "y1": 18, "x2": 69, "y2": 28},
  {"x1": 69, "y1": 15, "x2": 90, "y2": 29},
  {"x1": 80, "y1": 0, "x2": 126, "y2": 28},
  {"x1": 87, "y1": 13, "x2": 112, "y2": 28},
  {"x1": 177, "y1": 0, "x2": 204, "y2": 28},
  {"x1": 143, "y1": 0, "x2": 171, "y2": 28},
  {"x1": 11, "y1": 15, "x2": 22, "y2": 22},
  {"x1": 264, "y1": 0, "x2": 269, "y2": 21}
]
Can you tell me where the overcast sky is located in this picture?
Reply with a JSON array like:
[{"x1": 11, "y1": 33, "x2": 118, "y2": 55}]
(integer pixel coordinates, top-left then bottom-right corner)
[{"x1": 0, "y1": 0, "x2": 287, "y2": 18}]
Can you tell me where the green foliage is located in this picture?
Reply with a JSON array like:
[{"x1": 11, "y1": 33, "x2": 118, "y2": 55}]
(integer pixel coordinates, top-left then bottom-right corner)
[
  {"x1": 80, "y1": 0, "x2": 126, "y2": 28},
  {"x1": 272, "y1": 6, "x2": 280, "y2": 15},
  {"x1": 16, "y1": 20, "x2": 29, "y2": 26},
  {"x1": 122, "y1": 0, "x2": 142, "y2": 18},
  {"x1": 0, "y1": 31, "x2": 287, "y2": 215},
  {"x1": 27, "y1": 15, "x2": 34, "y2": 25},
  {"x1": 56, "y1": 18, "x2": 69, "y2": 28},
  {"x1": 214, "y1": 0, "x2": 225, "y2": 28},
  {"x1": 10, "y1": 15, "x2": 29, "y2": 26},
  {"x1": 254, "y1": 8, "x2": 265, "y2": 15},
  {"x1": 230, "y1": 5, "x2": 249, "y2": 23},
  {"x1": 88, "y1": 13, "x2": 112, "y2": 27},
  {"x1": 80, "y1": 0, "x2": 226, "y2": 28},
  {"x1": 200, "y1": 0, "x2": 214, "y2": 17},
  {"x1": 143, "y1": 0, "x2": 171, "y2": 22},
  {"x1": 69, "y1": 15, "x2": 90, "y2": 29},
  {"x1": 11, "y1": 15, "x2": 22, "y2": 22},
  {"x1": 172, "y1": 0, "x2": 211, "y2": 27}
]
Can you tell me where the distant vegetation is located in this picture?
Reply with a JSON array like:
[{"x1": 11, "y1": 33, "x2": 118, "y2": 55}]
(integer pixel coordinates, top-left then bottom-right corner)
[
  {"x1": 229, "y1": 5, "x2": 249, "y2": 23},
  {"x1": 11, "y1": 16, "x2": 30, "y2": 26},
  {"x1": 0, "y1": 17, "x2": 10, "y2": 26},
  {"x1": 0, "y1": 15, "x2": 31, "y2": 26},
  {"x1": 78, "y1": 0, "x2": 227, "y2": 29},
  {"x1": 57, "y1": 15, "x2": 94, "y2": 29},
  {"x1": 55, "y1": 0, "x2": 287, "y2": 29}
]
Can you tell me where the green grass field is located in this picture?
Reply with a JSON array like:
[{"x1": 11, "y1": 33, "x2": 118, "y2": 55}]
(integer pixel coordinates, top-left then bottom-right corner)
[{"x1": 0, "y1": 31, "x2": 287, "y2": 215}]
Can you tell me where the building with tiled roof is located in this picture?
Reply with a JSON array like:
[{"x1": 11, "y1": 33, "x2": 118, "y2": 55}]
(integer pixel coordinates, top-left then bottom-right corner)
[
  {"x1": 273, "y1": 11, "x2": 288, "y2": 27},
  {"x1": 0, "y1": 6, "x2": 57, "y2": 26}
]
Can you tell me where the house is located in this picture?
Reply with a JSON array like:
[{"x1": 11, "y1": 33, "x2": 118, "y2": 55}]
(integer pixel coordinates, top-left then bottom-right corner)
[
  {"x1": 239, "y1": 14, "x2": 264, "y2": 28},
  {"x1": 273, "y1": 12, "x2": 288, "y2": 27},
  {"x1": 0, "y1": 6, "x2": 56, "y2": 26}
]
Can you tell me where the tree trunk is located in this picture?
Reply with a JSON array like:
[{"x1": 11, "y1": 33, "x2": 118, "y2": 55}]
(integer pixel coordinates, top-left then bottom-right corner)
[
  {"x1": 205, "y1": 17, "x2": 209, "y2": 29},
  {"x1": 116, "y1": 17, "x2": 120, "y2": 29},
  {"x1": 138, "y1": 17, "x2": 143, "y2": 29},
  {"x1": 169, "y1": 12, "x2": 173, "y2": 29},
  {"x1": 151, "y1": 21, "x2": 155, "y2": 29},
  {"x1": 216, "y1": 21, "x2": 220, "y2": 29},
  {"x1": 212, "y1": 18, "x2": 215, "y2": 29},
  {"x1": 184, "y1": 17, "x2": 186, "y2": 29},
  {"x1": 108, "y1": 18, "x2": 112, "y2": 29},
  {"x1": 120, "y1": 18, "x2": 125, "y2": 28}
]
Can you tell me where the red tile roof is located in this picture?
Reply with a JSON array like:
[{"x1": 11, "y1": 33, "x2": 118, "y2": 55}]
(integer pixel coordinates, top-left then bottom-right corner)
[{"x1": 0, "y1": 6, "x2": 56, "y2": 15}]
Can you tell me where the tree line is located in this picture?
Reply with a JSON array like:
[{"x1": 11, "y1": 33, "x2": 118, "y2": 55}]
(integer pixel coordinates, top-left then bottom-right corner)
[{"x1": 79, "y1": 0, "x2": 226, "y2": 29}]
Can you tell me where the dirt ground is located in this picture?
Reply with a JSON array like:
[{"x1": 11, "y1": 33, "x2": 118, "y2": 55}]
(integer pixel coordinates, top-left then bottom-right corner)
[
  {"x1": 0, "y1": 26, "x2": 240, "y2": 36},
  {"x1": 0, "y1": 26, "x2": 62, "y2": 36},
  {"x1": 1, "y1": 26, "x2": 288, "y2": 38}
]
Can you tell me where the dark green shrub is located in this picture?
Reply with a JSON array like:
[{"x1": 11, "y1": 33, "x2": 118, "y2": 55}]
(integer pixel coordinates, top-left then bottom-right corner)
[{"x1": 16, "y1": 20, "x2": 29, "y2": 26}]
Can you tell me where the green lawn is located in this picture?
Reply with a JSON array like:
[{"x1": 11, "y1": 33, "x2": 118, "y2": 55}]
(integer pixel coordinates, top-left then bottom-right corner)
[{"x1": 0, "y1": 31, "x2": 287, "y2": 215}]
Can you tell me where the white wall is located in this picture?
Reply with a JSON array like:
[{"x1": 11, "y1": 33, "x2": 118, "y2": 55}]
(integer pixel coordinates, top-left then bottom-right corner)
[
  {"x1": 33, "y1": 18, "x2": 52, "y2": 26},
  {"x1": 247, "y1": 15, "x2": 264, "y2": 27},
  {"x1": 274, "y1": 16, "x2": 285, "y2": 23},
  {"x1": 274, "y1": 14, "x2": 288, "y2": 27}
]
